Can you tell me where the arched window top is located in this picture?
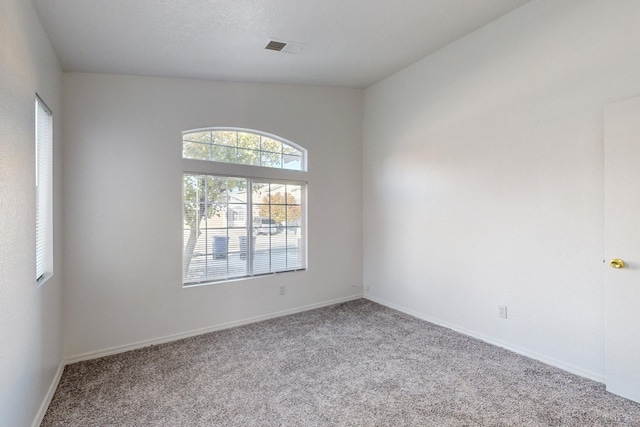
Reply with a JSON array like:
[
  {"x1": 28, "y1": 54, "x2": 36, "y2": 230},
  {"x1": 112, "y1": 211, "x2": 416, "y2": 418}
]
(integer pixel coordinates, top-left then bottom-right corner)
[{"x1": 183, "y1": 128, "x2": 306, "y2": 171}]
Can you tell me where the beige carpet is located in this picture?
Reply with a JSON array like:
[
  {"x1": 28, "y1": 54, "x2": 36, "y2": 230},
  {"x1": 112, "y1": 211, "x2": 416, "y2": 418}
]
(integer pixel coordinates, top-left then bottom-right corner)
[{"x1": 42, "y1": 299, "x2": 640, "y2": 426}]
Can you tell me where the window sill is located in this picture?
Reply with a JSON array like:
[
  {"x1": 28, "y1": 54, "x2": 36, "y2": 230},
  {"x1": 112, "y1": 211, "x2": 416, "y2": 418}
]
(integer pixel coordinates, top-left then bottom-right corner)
[{"x1": 182, "y1": 268, "x2": 306, "y2": 289}]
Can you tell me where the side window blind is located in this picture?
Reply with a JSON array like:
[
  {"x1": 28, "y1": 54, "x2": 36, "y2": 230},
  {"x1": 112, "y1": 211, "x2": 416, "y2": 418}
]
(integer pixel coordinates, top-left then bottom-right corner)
[{"x1": 36, "y1": 96, "x2": 53, "y2": 284}]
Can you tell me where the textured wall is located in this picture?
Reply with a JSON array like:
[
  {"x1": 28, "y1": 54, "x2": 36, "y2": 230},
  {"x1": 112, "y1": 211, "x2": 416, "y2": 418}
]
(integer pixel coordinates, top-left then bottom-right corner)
[
  {"x1": 0, "y1": 0, "x2": 63, "y2": 425},
  {"x1": 363, "y1": 0, "x2": 640, "y2": 381},
  {"x1": 62, "y1": 73, "x2": 363, "y2": 359}
]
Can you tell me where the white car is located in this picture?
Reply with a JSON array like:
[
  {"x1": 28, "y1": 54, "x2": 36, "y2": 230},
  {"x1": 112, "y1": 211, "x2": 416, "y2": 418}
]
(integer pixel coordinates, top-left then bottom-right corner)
[{"x1": 253, "y1": 217, "x2": 278, "y2": 235}]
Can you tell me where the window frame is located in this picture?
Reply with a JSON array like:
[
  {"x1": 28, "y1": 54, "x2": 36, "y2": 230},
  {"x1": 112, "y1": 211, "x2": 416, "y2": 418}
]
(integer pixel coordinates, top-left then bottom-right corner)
[{"x1": 181, "y1": 128, "x2": 308, "y2": 287}]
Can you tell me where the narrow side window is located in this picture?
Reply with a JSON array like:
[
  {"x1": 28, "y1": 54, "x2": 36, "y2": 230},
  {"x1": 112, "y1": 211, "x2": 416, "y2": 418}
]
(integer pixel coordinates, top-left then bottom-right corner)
[{"x1": 35, "y1": 95, "x2": 53, "y2": 284}]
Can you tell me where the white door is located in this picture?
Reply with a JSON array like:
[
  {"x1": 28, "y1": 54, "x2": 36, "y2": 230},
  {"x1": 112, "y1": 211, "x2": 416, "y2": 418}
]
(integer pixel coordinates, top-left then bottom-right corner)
[{"x1": 604, "y1": 96, "x2": 640, "y2": 403}]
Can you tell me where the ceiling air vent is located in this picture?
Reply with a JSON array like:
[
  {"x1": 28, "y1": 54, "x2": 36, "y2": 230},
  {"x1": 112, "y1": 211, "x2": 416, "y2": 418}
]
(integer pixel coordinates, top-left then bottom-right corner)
[
  {"x1": 265, "y1": 41, "x2": 287, "y2": 51},
  {"x1": 265, "y1": 40, "x2": 304, "y2": 55}
]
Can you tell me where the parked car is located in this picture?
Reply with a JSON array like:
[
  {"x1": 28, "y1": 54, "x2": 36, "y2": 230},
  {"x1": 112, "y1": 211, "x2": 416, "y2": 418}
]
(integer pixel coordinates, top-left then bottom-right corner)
[{"x1": 253, "y1": 217, "x2": 279, "y2": 235}]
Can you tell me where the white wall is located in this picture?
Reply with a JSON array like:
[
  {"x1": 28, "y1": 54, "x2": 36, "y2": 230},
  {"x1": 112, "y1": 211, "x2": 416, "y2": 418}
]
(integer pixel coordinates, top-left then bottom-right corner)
[
  {"x1": 0, "y1": 0, "x2": 63, "y2": 425},
  {"x1": 62, "y1": 73, "x2": 363, "y2": 359},
  {"x1": 363, "y1": 0, "x2": 640, "y2": 381}
]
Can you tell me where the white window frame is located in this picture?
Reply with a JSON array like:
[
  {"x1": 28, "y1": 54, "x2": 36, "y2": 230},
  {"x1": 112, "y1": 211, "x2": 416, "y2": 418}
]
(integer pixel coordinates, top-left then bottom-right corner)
[
  {"x1": 35, "y1": 95, "x2": 53, "y2": 285},
  {"x1": 182, "y1": 128, "x2": 308, "y2": 287}
]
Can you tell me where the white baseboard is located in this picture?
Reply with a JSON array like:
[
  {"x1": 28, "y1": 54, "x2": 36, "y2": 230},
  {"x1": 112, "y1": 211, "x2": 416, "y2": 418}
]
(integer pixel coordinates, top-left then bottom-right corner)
[
  {"x1": 32, "y1": 362, "x2": 65, "y2": 427},
  {"x1": 365, "y1": 294, "x2": 605, "y2": 384},
  {"x1": 65, "y1": 294, "x2": 363, "y2": 364}
]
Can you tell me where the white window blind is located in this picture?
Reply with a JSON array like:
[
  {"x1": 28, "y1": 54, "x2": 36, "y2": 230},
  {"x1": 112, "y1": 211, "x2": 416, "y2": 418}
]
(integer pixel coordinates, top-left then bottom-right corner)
[
  {"x1": 182, "y1": 174, "x2": 306, "y2": 285},
  {"x1": 36, "y1": 95, "x2": 53, "y2": 284}
]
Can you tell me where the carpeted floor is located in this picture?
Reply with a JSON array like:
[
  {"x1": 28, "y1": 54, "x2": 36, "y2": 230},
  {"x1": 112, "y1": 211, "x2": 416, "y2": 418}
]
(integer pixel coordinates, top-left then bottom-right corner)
[{"x1": 42, "y1": 299, "x2": 640, "y2": 426}]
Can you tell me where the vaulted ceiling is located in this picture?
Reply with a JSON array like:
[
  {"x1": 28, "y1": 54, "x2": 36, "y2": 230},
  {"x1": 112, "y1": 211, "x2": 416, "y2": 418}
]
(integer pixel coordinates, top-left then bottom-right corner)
[{"x1": 33, "y1": 0, "x2": 530, "y2": 88}]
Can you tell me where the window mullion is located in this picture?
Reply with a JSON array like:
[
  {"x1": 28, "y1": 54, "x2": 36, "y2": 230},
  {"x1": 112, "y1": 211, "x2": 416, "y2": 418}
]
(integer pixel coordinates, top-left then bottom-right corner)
[
  {"x1": 203, "y1": 176, "x2": 209, "y2": 282},
  {"x1": 268, "y1": 185, "x2": 272, "y2": 273},
  {"x1": 247, "y1": 178, "x2": 253, "y2": 276},
  {"x1": 208, "y1": 131, "x2": 213, "y2": 161},
  {"x1": 235, "y1": 131, "x2": 239, "y2": 164}
]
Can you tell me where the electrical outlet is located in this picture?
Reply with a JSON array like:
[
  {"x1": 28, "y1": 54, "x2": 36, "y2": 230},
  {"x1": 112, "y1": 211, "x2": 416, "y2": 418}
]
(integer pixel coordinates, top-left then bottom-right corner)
[
  {"x1": 365, "y1": 284, "x2": 370, "y2": 291},
  {"x1": 498, "y1": 306, "x2": 508, "y2": 319},
  {"x1": 279, "y1": 285, "x2": 286, "y2": 295}
]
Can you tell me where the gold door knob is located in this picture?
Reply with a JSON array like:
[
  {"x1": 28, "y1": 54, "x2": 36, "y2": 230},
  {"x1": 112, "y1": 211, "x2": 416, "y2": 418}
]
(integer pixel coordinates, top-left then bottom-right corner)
[{"x1": 610, "y1": 259, "x2": 625, "y2": 269}]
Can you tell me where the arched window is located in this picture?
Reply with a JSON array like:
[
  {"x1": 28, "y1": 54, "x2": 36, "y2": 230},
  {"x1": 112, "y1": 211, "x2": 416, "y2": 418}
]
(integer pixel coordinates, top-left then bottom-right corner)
[
  {"x1": 183, "y1": 128, "x2": 306, "y2": 171},
  {"x1": 182, "y1": 128, "x2": 307, "y2": 286}
]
